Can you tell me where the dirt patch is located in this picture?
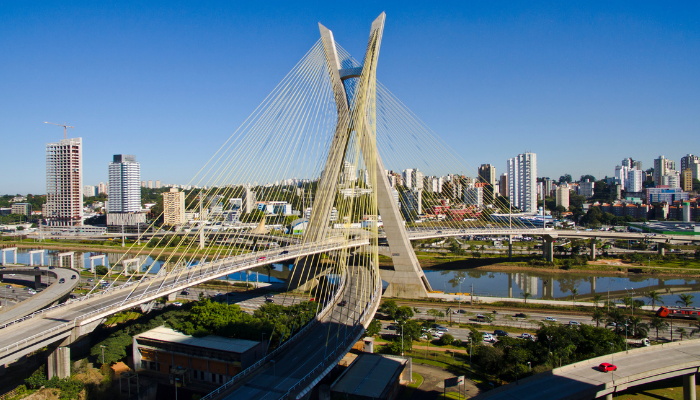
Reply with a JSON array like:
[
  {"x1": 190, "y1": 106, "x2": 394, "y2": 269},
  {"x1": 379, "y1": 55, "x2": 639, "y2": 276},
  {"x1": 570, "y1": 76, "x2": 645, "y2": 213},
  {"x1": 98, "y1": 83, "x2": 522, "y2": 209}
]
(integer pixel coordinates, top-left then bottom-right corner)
[{"x1": 24, "y1": 388, "x2": 62, "y2": 400}]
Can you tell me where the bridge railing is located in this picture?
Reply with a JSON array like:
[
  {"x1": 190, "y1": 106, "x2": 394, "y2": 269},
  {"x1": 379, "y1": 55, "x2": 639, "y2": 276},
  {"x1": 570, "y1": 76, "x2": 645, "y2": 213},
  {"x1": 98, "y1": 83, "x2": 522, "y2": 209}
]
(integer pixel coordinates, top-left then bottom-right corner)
[{"x1": 0, "y1": 320, "x2": 75, "y2": 359}]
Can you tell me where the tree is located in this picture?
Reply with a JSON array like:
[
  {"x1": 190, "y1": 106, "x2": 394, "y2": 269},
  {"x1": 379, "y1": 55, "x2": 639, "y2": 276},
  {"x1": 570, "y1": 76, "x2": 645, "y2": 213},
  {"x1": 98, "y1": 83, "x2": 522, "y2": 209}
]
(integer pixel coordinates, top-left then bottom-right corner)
[
  {"x1": 570, "y1": 288, "x2": 578, "y2": 306},
  {"x1": 677, "y1": 294, "x2": 695, "y2": 307},
  {"x1": 649, "y1": 316, "x2": 669, "y2": 342},
  {"x1": 559, "y1": 174, "x2": 573, "y2": 184},
  {"x1": 580, "y1": 175, "x2": 596, "y2": 183},
  {"x1": 366, "y1": 319, "x2": 381, "y2": 337},
  {"x1": 95, "y1": 265, "x2": 109, "y2": 276},
  {"x1": 469, "y1": 329, "x2": 484, "y2": 343},
  {"x1": 676, "y1": 327, "x2": 689, "y2": 341},
  {"x1": 522, "y1": 292, "x2": 532, "y2": 304},
  {"x1": 592, "y1": 294, "x2": 603, "y2": 308},
  {"x1": 440, "y1": 333, "x2": 455, "y2": 346},
  {"x1": 380, "y1": 300, "x2": 398, "y2": 320},
  {"x1": 591, "y1": 308, "x2": 605, "y2": 328},
  {"x1": 395, "y1": 306, "x2": 414, "y2": 322},
  {"x1": 263, "y1": 264, "x2": 273, "y2": 283}
]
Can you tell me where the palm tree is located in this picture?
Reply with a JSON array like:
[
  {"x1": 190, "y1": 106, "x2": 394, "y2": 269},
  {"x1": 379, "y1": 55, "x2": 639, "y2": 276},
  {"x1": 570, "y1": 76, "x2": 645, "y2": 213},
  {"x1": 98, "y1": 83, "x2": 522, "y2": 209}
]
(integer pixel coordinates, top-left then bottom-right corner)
[
  {"x1": 649, "y1": 317, "x2": 669, "y2": 342},
  {"x1": 646, "y1": 291, "x2": 664, "y2": 309},
  {"x1": 591, "y1": 308, "x2": 605, "y2": 327},
  {"x1": 592, "y1": 294, "x2": 603, "y2": 308},
  {"x1": 621, "y1": 296, "x2": 633, "y2": 310},
  {"x1": 677, "y1": 294, "x2": 695, "y2": 307},
  {"x1": 522, "y1": 292, "x2": 532, "y2": 304},
  {"x1": 571, "y1": 288, "x2": 578, "y2": 307},
  {"x1": 628, "y1": 316, "x2": 642, "y2": 337}
]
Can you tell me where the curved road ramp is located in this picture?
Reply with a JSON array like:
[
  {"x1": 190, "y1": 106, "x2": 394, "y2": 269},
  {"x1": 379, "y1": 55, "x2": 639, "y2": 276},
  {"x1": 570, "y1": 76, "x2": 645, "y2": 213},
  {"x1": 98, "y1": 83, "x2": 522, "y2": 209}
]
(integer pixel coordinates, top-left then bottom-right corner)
[
  {"x1": 0, "y1": 267, "x2": 80, "y2": 326},
  {"x1": 473, "y1": 339, "x2": 700, "y2": 400}
]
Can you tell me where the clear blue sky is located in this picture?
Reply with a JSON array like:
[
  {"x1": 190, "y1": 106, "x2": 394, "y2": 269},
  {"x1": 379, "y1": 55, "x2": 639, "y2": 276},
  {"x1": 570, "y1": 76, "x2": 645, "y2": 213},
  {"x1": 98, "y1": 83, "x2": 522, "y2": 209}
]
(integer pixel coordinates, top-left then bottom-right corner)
[{"x1": 1, "y1": 1, "x2": 699, "y2": 194}]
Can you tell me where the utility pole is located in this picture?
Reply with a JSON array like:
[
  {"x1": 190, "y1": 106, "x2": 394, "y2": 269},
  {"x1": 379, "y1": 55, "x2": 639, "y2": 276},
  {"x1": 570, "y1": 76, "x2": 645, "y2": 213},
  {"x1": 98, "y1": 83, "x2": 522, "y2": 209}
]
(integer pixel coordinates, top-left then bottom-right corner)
[{"x1": 44, "y1": 121, "x2": 74, "y2": 139}]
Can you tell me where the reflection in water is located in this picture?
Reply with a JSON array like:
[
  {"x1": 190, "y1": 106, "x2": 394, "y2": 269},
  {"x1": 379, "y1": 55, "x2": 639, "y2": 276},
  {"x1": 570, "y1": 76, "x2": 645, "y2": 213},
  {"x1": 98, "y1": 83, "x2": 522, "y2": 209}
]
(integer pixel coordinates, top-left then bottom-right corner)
[{"x1": 423, "y1": 267, "x2": 700, "y2": 306}]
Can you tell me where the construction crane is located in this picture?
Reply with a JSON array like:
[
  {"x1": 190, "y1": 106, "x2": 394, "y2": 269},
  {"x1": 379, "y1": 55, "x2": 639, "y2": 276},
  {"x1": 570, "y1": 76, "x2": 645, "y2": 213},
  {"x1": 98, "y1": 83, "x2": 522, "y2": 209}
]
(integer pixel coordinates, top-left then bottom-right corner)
[{"x1": 44, "y1": 121, "x2": 74, "y2": 139}]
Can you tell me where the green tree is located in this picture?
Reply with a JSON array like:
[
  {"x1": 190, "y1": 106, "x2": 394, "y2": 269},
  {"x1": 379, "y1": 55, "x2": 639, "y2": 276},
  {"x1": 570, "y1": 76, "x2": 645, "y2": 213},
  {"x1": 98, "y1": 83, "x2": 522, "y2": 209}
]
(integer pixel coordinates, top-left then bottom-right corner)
[
  {"x1": 263, "y1": 264, "x2": 273, "y2": 283},
  {"x1": 677, "y1": 294, "x2": 695, "y2": 307},
  {"x1": 395, "y1": 306, "x2": 414, "y2": 322},
  {"x1": 95, "y1": 265, "x2": 109, "y2": 276},
  {"x1": 677, "y1": 327, "x2": 689, "y2": 341},
  {"x1": 646, "y1": 291, "x2": 663, "y2": 309},
  {"x1": 649, "y1": 316, "x2": 669, "y2": 342},
  {"x1": 592, "y1": 294, "x2": 603, "y2": 308},
  {"x1": 366, "y1": 319, "x2": 382, "y2": 337},
  {"x1": 440, "y1": 333, "x2": 455, "y2": 346},
  {"x1": 570, "y1": 288, "x2": 578, "y2": 306},
  {"x1": 522, "y1": 292, "x2": 532, "y2": 304},
  {"x1": 427, "y1": 309, "x2": 443, "y2": 321},
  {"x1": 380, "y1": 300, "x2": 398, "y2": 320},
  {"x1": 591, "y1": 308, "x2": 605, "y2": 328},
  {"x1": 469, "y1": 329, "x2": 484, "y2": 343}
]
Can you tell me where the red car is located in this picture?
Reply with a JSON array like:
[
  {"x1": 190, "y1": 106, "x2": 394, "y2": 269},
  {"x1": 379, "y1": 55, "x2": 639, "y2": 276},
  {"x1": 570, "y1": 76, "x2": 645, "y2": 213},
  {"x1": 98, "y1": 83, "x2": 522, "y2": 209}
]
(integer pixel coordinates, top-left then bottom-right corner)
[{"x1": 599, "y1": 363, "x2": 617, "y2": 372}]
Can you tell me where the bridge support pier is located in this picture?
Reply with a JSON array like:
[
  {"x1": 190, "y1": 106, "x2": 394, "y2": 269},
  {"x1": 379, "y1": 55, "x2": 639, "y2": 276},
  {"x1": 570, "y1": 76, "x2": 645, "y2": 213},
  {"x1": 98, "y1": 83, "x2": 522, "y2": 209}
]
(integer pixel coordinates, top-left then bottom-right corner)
[
  {"x1": 543, "y1": 235, "x2": 555, "y2": 263},
  {"x1": 508, "y1": 274, "x2": 512, "y2": 298},
  {"x1": 659, "y1": 246, "x2": 666, "y2": 257},
  {"x1": 604, "y1": 394, "x2": 613, "y2": 400},
  {"x1": 508, "y1": 235, "x2": 513, "y2": 260},
  {"x1": 47, "y1": 347, "x2": 70, "y2": 379},
  {"x1": 590, "y1": 239, "x2": 597, "y2": 260},
  {"x1": 34, "y1": 274, "x2": 42, "y2": 289},
  {"x1": 683, "y1": 373, "x2": 696, "y2": 400},
  {"x1": 29, "y1": 250, "x2": 44, "y2": 266},
  {"x1": 1, "y1": 248, "x2": 17, "y2": 265}
]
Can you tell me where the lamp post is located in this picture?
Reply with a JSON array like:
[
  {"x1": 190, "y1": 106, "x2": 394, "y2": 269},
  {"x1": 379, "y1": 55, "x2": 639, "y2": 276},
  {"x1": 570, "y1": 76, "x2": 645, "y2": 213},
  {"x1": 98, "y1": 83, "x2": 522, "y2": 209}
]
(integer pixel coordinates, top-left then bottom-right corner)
[
  {"x1": 100, "y1": 345, "x2": 106, "y2": 364},
  {"x1": 609, "y1": 342, "x2": 615, "y2": 383},
  {"x1": 401, "y1": 323, "x2": 404, "y2": 357}
]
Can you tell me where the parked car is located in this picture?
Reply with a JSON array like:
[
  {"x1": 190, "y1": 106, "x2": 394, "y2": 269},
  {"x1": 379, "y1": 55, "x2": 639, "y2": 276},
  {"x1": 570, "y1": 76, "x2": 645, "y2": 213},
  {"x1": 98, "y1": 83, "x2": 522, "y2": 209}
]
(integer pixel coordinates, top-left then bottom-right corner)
[
  {"x1": 545, "y1": 317, "x2": 558, "y2": 322},
  {"x1": 265, "y1": 294, "x2": 274, "y2": 299},
  {"x1": 172, "y1": 302, "x2": 183, "y2": 307},
  {"x1": 520, "y1": 333, "x2": 534, "y2": 340},
  {"x1": 598, "y1": 363, "x2": 617, "y2": 372},
  {"x1": 386, "y1": 325, "x2": 397, "y2": 331},
  {"x1": 181, "y1": 290, "x2": 190, "y2": 295},
  {"x1": 430, "y1": 330, "x2": 445, "y2": 338},
  {"x1": 494, "y1": 330, "x2": 509, "y2": 337}
]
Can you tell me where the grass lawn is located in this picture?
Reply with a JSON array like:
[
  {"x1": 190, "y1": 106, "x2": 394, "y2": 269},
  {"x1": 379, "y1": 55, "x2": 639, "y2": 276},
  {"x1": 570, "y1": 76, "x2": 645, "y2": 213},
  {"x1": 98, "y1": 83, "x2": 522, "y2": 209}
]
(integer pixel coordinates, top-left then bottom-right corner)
[{"x1": 400, "y1": 372, "x2": 424, "y2": 400}]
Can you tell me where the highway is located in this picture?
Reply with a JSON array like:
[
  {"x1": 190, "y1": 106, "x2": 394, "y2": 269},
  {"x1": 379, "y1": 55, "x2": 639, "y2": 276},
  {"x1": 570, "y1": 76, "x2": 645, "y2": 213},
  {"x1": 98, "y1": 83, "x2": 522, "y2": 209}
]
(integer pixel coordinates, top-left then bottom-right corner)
[
  {"x1": 0, "y1": 267, "x2": 79, "y2": 326},
  {"x1": 473, "y1": 339, "x2": 700, "y2": 399}
]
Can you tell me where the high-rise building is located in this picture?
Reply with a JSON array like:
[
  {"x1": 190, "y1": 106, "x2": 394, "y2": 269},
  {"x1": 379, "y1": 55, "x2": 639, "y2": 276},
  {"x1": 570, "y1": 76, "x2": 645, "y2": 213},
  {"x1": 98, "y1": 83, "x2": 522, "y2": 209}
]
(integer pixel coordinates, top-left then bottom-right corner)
[
  {"x1": 654, "y1": 156, "x2": 676, "y2": 185},
  {"x1": 163, "y1": 188, "x2": 186, "y2": 226},
  {"x1": 579, "y1": 179, "x2": 595, "y2": 198},
  {"x1": 506, "y1": 152, "x2": 537, "y2": 213},
  {"x1": 141, "y1": 181, "x2": 147, "y2": 188},
  {"x1": 499, "y1": 174, "x2": 508, "y2": 197},
  {"x1": 615, "y1": 165, "x2": 630, "y2": 190},
  {"x1": 147, "y1": 180, "x2": 154, "y2": 189},
  {"x1": 155, "y1": 180, "x2": 162, "y2": 189},
  {"x1": 84, "y1": 185, "x2": 96, "y2": 197},
  {"x1": 98, "y1": 182, "x2": 108, "y2": 195},
  {"x1": 661, "y1": 171, "x2": 681, "y2": 188},
  {"x1": 412, "y1": 170, "x2": 424, "y2": 190},
  {"x1": 478, "y1": 164, "x2": 496, "y2": 187},
  {"x1": 621, "y1": 158, "x2": 633, "y2": 168},
  {"x1": 681, "y1": 169, "x2": 694, "y2": 192},
  {"x1": 681, "y1": 154, "x2": 700, "y2": 173},
  {"x1": 11, "y1": 203, "x2": 31, "y2": 216},
  {"x1": 402, "y1": 169, "x2": 414, "y2": 189},
  {"x1": 46, "y1": 137, "x2": 83, "y2": 225},
  {"x1": 108, "y1": 155, "x2": 141, "y2": 213},
  {"x1": 633, "y1": 161, "x2": 643, "y2": 171},
  {"x1": 244, "y1": 186, "x2": 256, "y2": 214},
  {"x1": 691, "y1": 164, "x2": 700, "y2": 182},
  {"x1": 625, "y1": 169, "x2": 644, "y2": 193},
  {"x1": 464, "y1": 186, "x2": 483, "y2": 207},
  {"x1": 555, "y1": 186, "x2": 569, "y2": 210}
]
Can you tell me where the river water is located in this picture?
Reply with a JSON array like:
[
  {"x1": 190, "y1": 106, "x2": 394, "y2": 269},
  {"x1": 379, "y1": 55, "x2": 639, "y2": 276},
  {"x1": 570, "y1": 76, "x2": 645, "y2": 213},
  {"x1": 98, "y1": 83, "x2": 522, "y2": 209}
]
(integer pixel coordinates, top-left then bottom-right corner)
[{"x1": 7, "y1": 248, "x2": 699, "y2": 306}]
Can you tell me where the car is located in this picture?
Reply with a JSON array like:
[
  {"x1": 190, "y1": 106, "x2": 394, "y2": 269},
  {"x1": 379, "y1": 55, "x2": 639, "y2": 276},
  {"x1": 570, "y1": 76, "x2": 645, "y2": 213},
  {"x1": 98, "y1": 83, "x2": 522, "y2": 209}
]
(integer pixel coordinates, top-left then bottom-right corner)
[
  {"x1": 58, "y1": 278, "x2": 65, "y2": 284},
  {"x1": 520, "y1": 333, "x2": 534, "y2": 340},
  {"x1": 386, "y1": 325, "x2": 397, "y2": 331},
  {"x1": 71, "y1": 275, "x2": 77, "y2": 280},
  {"x1": 482, "y1": 333, "x2": 496, "y2": 343},
  {"x1": 279, "y1": 251, "x2": 289, "y2": 255},
  {"x1": 569, "y1": 321, "x2": 581, "y2": 326},
  {"x1": 265, "y1": 294, "x2": 274, "y2": 299},
  {"x1": 87, "y1": 278, "x2": 94, "y2": 282},
  {"x1": 432, "y1": 324, "x2": 448, "y2": 332},
  {"x1": 257, "y1": 256, "x2": 267, "y2": 262},
  {"x1": 453, "y1": 309, "x2": 466, "y2": 314},
  {"x1": 514, "y1": 313, "x2": 527, "y2": 318},
  {"x1": 494, "y1": 330, "x2": 509, "y2": 337},
  {"x1": 599, "y1": 363, "x2": 617, "y2": 372},
  {"x1": 33, "y1": 267, "x2": 40, "y2": 270},
  {"x1": 545, "y1": 317, "x2": 558, "y2": 322},
  {"x1": 48, "y1": 266, "x2": 55, "y2": 270},
  {"x1": 338, "y1": 300, "x2": 347, "y2": 307},
  {"x1": 172, "y1": 302, "x2": 183, "y2": 307},
  {"x1": 420, "y1": 333, "x2": 430, "y2": 340},
  {"x1": 430, "y1": 330, "x2": 444, "y2": 338},
  {"x1": 181, "y1": 290, "x2": 190, "y2": 295},
  {"x1": 265, "y1": 298, "x2": 274, "y2": 303}
]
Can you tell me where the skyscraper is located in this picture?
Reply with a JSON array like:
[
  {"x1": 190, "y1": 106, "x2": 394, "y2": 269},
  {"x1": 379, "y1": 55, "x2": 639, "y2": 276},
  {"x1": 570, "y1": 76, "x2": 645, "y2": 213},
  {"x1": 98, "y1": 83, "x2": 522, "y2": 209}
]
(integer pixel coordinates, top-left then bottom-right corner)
[
  {"x1": 163, "y1": 188, "x2": 186, "y2": 226},
  {"x1": 478, "y1": 164, "x2": 496, "y2": 187},
  {"x1": 654, "y1": 156, "x2": 676, "y2": 186},
  {"x1": 507, "y1": 152, "x2": 537, "y2": 213},
  {"x1": 46, "y1": 137, "x2": 83, "y2": 225},
  {"x1": 108, "y1": 155, "x2": 141, "y2": 213},
  {"x1": 681, "y1": 154, "x2": 700, "y2": 173}
]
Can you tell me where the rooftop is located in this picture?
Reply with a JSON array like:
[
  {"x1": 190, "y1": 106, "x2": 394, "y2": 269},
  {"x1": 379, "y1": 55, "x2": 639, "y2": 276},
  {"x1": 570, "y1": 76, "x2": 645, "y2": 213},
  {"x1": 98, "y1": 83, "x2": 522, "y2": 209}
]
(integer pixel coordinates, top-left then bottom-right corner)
[
  {"x1": 134, "y1": 326, "x2": 259, "y2": 354},
  {"x1": 331, "y1": 353, "x2": 407, "y2": 398}
]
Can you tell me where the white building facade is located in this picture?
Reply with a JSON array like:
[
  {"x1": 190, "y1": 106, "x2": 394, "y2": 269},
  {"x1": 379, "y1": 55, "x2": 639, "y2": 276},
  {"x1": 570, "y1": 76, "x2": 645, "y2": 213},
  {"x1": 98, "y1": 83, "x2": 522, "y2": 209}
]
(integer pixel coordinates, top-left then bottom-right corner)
[
  {"x1": 46, "y1": 137, "x2": 83, "y2": 225},
  {"x1": 507, "y1": 152, "x2": 537, "y2": 213}
]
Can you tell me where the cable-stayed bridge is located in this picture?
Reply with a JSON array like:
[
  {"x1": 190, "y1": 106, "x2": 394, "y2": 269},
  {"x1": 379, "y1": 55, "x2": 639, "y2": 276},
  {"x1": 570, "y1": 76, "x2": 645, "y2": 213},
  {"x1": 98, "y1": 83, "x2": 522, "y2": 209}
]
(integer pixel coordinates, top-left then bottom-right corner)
[{"x1": 5, "y1": 12, "x2": 698, "y2": 399}]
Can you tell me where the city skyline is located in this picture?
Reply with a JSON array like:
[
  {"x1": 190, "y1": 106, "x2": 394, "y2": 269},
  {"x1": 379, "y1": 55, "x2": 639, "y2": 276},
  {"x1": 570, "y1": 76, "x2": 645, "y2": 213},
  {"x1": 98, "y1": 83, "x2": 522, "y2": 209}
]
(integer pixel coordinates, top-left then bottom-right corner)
[{"x1": 1, "y1": 2, "x2": 699, "y2": 194}]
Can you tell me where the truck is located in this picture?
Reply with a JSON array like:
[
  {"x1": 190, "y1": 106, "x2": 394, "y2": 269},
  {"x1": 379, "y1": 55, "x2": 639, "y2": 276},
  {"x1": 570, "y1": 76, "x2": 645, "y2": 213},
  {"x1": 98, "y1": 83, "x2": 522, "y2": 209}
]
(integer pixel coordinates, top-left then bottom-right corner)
[{"x1": 626, "y1": 338, "x2": 650, "y2": 347}]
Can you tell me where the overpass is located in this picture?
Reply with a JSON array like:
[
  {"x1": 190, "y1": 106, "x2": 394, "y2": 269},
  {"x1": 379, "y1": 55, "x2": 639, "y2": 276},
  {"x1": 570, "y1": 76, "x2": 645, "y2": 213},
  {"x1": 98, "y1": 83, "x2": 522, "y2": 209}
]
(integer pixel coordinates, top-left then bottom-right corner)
[
  {"x1": 473, "y1": 339, "x2": 700, "y2": 400},
  {"x1": 0, "y1": 267, "x2": 79, "y2": 326},
  {"x1": 0, "y1": 237, "x2": 368, "y2": 378}
]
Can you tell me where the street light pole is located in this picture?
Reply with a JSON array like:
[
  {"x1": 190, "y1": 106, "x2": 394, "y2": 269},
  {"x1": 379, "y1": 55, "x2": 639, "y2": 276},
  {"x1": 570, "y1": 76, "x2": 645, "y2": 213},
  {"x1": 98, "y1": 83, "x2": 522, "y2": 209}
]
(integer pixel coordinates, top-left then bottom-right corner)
[{"x1": 100, "y1": 345, "x2": 106, "y2": 364}]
